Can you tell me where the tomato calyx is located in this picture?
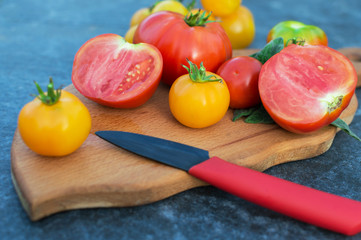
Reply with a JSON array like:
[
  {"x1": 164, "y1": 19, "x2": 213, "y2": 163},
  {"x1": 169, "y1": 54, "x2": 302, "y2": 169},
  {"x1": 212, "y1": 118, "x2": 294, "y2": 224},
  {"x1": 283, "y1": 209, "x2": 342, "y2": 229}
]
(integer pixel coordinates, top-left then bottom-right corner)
[
  {"x1": 285, "y1": 37, "x2": 306, "y2": 47},
  {"x1": 33, "y1": 77, "x2": 62, "y2": 105},
  {"x1": 184, "y1": 9, "x2": 216, "y2": 27},
  {"x1": 183, "y1": 59, "x2": 221, "y2": 83}
]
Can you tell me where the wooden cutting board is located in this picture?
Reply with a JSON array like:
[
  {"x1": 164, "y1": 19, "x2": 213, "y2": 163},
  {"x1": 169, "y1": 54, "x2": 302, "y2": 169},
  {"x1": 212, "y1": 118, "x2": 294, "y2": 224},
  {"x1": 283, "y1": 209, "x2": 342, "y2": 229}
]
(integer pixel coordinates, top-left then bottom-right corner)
[{"x1": 11, "y1": 48, "x2": 361, "y2": 221}]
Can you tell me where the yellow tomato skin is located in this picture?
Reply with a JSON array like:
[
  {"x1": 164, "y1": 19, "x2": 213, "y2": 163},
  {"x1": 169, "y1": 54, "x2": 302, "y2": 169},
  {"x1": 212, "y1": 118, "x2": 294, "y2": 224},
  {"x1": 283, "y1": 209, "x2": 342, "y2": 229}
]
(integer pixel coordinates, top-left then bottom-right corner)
[
  {"x1": 201, "y1": 0, "x2": 241, "y2": 17},
  {"x1": 219, "y1": 5, "x2": 255, "y2": 49},
  {"x1": 125, "y1": 25, "x2": 138, "y2": 43},
  {"x1": 169, "y1": 72, "x2": 230, "y2": 128},
  {"x1": 152, "y1": 0, "x2": 189, "y2": 16},
  {"x1": 18, "y1": 91, "x2": 91, "y2": 157},
  {"x1": 130, "y1": 8, "x2": 151, "y2": 27}
]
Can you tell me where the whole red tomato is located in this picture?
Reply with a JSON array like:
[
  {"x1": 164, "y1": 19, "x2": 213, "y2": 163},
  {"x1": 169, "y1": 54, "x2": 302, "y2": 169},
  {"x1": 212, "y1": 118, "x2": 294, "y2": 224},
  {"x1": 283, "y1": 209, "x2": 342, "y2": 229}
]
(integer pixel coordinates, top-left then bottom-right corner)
[
  {"x1": 259, "y1": 44, "x2": 357, "y2": 133},
  {"x1": 133, "y1": 11, "x2": 232, "y2": 86},
  {"x1": 72, "y1": 33, "x2": 163, "y2": 108},
  {"x1": 217, "y1": 56, "x2": 262, "y2": 109}
]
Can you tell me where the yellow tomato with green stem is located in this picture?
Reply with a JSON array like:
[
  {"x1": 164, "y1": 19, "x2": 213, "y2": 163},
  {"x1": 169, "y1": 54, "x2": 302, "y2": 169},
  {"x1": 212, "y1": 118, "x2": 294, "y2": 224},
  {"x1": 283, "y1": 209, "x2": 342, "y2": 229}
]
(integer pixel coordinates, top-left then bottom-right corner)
[
  {"x1": 128, "y1": 0, "x2": 191, "y2": 42},
  {"x1": 218, "y1": 5, "x2": 255, "y2": 49},
  {"x1": 130, "y1": 0, "x2": 190, "y2": 27},
  {"x1": 201, "y1": 0, "x2": 241, "y2": 17},
  {"x1": 169, "y1": 59, "x2": 230, "y2": 128},
  {"x1": 151, "y1": 0, "x2": 189, "y2": 15},
  {"x1": 18, "y1": 78, "x2": 91, "y2": 156}
]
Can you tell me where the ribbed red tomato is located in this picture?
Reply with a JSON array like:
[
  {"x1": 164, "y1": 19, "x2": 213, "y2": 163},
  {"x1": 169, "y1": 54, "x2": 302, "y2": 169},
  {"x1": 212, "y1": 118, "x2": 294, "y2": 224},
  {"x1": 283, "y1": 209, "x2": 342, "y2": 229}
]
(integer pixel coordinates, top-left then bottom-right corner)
[
  {"x1": 133, "y1": 11, "x2": 232, "y2": 86},
  {"x1": 72, "y1": 33, "x2": 163, "y2": 108},
  {"x1": 259, "y1": 44, "x2": 357, "y2": 133}
]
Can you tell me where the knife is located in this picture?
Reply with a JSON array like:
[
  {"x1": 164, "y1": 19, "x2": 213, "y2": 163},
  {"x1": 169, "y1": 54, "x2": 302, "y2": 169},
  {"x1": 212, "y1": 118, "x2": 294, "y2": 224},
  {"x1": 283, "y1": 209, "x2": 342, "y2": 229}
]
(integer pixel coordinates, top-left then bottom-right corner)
[{"x1": 95, "y1": 130, "x2": 361, "y2": 236}]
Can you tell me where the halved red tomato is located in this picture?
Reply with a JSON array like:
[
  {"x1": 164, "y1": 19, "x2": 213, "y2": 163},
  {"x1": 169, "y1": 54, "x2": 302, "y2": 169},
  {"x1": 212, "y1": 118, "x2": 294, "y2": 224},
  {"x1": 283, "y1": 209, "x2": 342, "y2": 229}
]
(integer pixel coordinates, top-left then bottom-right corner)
[
  {"x1": 259, "y1": 44, "x2": 357, "y2": 133},
  {"x1": 72, "y1": 33, "x2": 163, "y2": 108}
]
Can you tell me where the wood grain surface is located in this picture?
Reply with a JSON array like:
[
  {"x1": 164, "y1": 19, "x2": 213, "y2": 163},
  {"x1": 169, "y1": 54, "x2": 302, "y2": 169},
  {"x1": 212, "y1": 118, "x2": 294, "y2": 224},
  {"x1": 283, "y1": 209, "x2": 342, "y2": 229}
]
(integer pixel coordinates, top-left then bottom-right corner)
[{"x1": 11, "y1": 48, "x2": 361, "y2": 221}]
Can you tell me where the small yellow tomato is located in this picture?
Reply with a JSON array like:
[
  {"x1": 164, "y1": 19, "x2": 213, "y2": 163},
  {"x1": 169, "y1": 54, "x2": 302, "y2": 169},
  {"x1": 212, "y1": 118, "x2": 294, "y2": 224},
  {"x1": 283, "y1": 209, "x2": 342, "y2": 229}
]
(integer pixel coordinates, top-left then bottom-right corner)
[
  {"x1": 219, "y1": 5, "x2": 255, "y2": 49},
  {"x1": 125, "y1": 25, "x2": 138, "y2": 43},
  {"x1": 152, "y1": 0, "x2": 189, "y2": 16},
  {"x1": 169, "y1": 60, "x2": 230, "y2": 128},
  {"x1": 18, "y1": 78, "x2": 91, "y2": 156},
  {"x1": 130, "y1": 8, "x2": 151, "y2": 27},
  {"x1": 201, "y1": 0, "x2": 241, "y2": 17}
]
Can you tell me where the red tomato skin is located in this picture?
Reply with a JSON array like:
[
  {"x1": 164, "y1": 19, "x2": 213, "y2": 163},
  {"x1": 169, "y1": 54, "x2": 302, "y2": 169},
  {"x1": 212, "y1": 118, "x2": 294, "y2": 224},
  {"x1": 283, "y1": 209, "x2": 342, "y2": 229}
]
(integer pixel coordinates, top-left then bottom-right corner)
[
  {"x1": 259, "y1": 44, "x2": 357, "y2": 134},
  {"x1": 217, "y1": 56, "x2": 262, "y2": 109},
  {"x1": 134, "y1": 11, "x2": 232, "y2": 86},
  {"x1": 72, "y1": 33, "x2": 163, "y2": 108}
]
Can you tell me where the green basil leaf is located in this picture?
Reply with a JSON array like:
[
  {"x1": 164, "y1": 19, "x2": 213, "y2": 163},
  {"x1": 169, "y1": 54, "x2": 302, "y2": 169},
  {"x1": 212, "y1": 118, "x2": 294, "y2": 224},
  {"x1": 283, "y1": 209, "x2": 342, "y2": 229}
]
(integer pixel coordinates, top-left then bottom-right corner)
[
  {"x1": 250, "y1": 37, "x2": 284, "y2": 64},
  {"x1": 331, "y1": 118, "x2": 361, "y2": 142},
  {"x1": 233, "y1": 105, "x2": 274, "y2": 124},
  {"x1": 232, "y1": 107, "x2": 257, "y2": 121},
  {"x1": 244, "y1": 105, "x2": 275, "y2": 124}
]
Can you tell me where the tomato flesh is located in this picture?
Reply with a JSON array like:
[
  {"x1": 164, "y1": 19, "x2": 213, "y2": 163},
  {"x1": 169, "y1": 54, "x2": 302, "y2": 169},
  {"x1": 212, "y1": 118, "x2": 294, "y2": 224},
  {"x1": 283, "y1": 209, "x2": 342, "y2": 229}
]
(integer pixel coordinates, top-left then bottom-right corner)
[
  {"x1": 259, "y1": 44, "x2": 357, "y2": 133},
  {"x1": 72, "y1": 34, "x2": 163, "y2": 108}
]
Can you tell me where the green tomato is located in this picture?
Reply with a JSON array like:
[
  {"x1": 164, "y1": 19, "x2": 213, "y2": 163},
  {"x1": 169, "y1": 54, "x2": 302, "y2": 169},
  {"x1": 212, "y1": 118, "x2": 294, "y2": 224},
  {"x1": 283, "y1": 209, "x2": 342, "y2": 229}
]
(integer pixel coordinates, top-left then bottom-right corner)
[{"x1": 267, "y1": 20, "x2": 328, "y2": 46}]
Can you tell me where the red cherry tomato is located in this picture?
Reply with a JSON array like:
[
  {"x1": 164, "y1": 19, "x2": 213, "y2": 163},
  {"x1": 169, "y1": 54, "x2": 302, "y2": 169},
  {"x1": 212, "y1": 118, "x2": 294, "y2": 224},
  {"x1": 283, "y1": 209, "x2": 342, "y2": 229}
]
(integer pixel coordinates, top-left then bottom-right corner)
[
  {"x1": 133, "y1": 11, "x2": 232, "y2": 86},
  {"x1": 72, "y1": 33, "x2": 163, "y2": 108},
  {"x1": 259, "y1": 44, "x2": 357, "y2": 133},
  {"x1": 217, "y1": 56, "x2": 262, "y2": 109}
]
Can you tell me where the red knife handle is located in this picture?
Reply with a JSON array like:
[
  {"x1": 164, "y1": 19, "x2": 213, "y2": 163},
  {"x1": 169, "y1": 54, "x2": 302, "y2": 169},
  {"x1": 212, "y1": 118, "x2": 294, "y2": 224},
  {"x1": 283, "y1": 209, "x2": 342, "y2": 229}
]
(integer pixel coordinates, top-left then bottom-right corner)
[{"x1": 188, "y1": 156, "x2": 361, "y2": 236}]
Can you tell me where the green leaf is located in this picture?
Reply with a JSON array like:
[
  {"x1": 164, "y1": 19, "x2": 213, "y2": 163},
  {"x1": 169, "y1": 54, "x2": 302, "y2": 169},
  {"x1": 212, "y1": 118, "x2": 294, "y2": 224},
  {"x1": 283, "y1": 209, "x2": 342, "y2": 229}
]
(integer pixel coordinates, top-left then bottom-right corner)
[
  {"x1": 331, "y1": 118, "x2": 361, "y2": 142},
  {"x1": 233, "y1": 105, "x2": 274, "y2": 124},
  {"x1": 244, "y1": 105, "x2": 275, "y2": 124},
  {"x1": 250, "y1": 37, "x2": 284, "y2": 64},
  {"x1": 232, "y1": 107, "x2": 257, "y2": 121}
]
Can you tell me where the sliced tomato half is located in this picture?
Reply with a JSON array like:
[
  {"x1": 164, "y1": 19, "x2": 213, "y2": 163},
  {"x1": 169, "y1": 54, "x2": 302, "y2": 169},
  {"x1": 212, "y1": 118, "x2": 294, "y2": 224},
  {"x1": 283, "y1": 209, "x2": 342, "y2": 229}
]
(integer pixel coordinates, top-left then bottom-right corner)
[
  {"x1": 72, "y1": 33, "x2": 163, "y2": 108},
  {"x1": 259, "y1": 44, "x2": 357, "y2": 133}
]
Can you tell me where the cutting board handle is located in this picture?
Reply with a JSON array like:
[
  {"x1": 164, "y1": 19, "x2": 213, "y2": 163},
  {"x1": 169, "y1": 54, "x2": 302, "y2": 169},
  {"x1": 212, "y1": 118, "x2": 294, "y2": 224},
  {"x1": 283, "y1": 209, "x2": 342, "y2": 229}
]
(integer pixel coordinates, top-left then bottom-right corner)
[{"x1": 189, "y1": 156, "x2": 361, "y2": 236}]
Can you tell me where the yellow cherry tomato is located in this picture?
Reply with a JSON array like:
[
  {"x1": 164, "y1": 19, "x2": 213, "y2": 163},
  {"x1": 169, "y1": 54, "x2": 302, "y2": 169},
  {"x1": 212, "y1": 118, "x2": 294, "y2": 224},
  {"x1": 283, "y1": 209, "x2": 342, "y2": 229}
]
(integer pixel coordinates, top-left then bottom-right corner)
[
  {"x1": 18, "y1": 78, "x2": 91, "y2": 156},
  {"x1": 152, "y1": 0, "x2": 189, "y2": 16},
  {"x1": 130, "y1": 8, "x2": 151, "y2": 27},
  {"x1": 201, "y1": 0, "x2": 241, "y2": 17},
  {"x1": 169, "y1": 61, "x2": 230, "y2": 128},
  {"x1": 125, "y1": 25, "x2": 138, "y2": 43},
  {"x1": 218, "y1": 5, "x2": 255, "y2": 49}
]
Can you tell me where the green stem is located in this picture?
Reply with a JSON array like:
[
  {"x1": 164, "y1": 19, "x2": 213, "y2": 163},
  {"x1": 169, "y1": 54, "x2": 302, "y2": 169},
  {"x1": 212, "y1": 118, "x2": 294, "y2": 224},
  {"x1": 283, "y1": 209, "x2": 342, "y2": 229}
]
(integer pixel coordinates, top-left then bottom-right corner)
[
  {"x1": 285, "y1": 37, "x2": 306, "y2": 47},
  {"x1": 33, "y1": 77, "x2": 62, "y2": 105},
  {"x1": 184, "y1": 9, "x2": 217, "y2": 27},
  {"x1": 183, "y1": 59, "x2": 221, "y2": 83}
]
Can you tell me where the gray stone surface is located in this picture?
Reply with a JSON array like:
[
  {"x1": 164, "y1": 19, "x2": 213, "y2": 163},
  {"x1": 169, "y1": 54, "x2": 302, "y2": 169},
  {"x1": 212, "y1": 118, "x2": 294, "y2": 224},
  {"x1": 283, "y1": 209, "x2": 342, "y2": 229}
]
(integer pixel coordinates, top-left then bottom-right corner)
[{"x1": 1, "y1": 0, "x2": 361, "y2": 239}]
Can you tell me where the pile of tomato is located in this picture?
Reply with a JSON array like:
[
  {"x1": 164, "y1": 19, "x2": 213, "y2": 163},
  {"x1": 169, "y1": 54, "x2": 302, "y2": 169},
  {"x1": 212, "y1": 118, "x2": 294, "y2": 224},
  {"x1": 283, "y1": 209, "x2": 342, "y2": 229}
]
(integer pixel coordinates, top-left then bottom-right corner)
[{"x1": 17, "y1": 0, "x2": 358, "y2": 157}]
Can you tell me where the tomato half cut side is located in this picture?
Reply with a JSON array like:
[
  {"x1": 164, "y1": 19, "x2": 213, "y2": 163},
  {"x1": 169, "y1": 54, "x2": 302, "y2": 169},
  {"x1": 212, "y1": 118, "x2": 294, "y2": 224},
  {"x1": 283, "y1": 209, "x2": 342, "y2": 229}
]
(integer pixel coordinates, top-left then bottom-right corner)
[
  {"x1": 72, "y1": 33, "x2": 163, "y2": 108},
  {"x1": 259, "y1": 44, "x2": 357, "y2": 133}
]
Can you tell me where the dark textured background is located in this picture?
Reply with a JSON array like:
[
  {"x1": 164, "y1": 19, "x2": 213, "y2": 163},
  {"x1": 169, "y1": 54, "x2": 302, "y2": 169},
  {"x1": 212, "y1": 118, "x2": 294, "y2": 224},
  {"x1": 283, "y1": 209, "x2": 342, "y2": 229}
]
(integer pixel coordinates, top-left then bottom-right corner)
[{"x1": 1, "y1": 0, "x2": 361, "y2": 239}]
